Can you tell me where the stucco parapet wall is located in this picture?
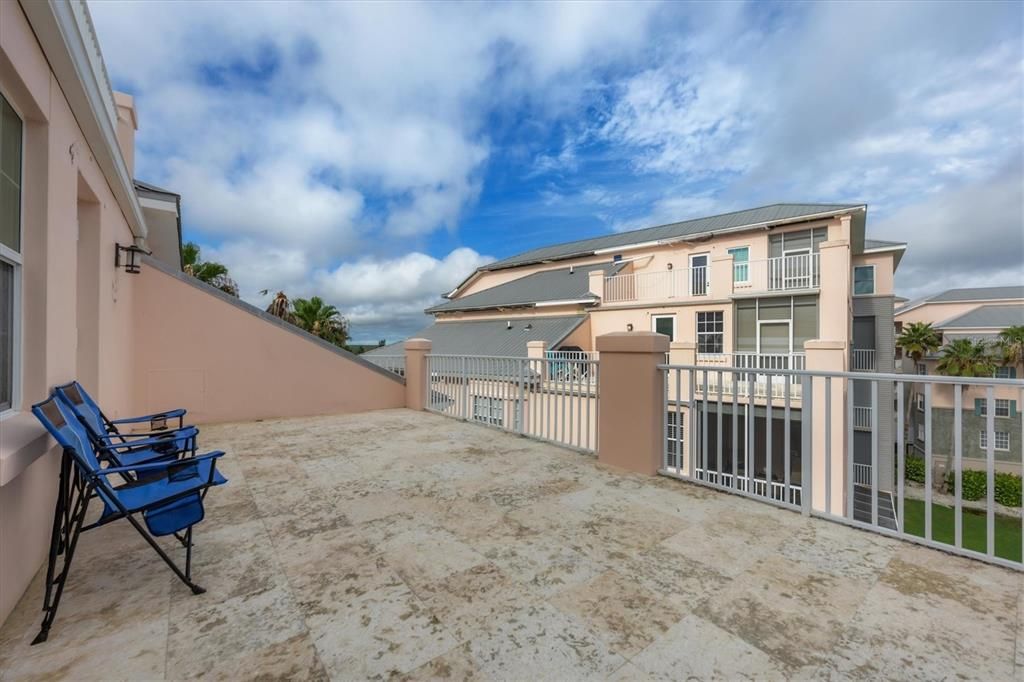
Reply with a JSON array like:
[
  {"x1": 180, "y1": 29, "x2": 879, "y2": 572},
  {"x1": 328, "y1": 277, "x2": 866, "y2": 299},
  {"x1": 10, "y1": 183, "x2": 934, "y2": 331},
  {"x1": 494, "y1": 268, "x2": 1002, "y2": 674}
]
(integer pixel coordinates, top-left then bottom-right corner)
[
  {"x1": 404, "y1": 338, "x2": 432, "y2": 352},
  {"x1": 0, "y1": 413, "x2": 52, "y2": 487},
  {"x1": 141, "y1": 256, "x2": 404, "y2": 385},
  {"x1": 596, "y1": 331, "x2": 670, "y2": 354}
]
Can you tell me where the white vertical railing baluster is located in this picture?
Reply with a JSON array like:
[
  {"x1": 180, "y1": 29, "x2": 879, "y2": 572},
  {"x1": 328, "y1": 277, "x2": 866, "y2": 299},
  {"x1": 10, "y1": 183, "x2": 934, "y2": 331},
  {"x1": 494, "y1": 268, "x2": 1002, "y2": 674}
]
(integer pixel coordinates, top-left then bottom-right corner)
[
  {"x1": 870, "y1": 380, "x2": 879, "y2": 527},
  {"x1": 954, "y1": 384, "x2": 962, "y2": 549},
  {"x1": 986, "y1": 387, "x2": 995, "y2": 558},
  {"x1": 925, "y1": 383, "x2": 933, "y2": 541}
]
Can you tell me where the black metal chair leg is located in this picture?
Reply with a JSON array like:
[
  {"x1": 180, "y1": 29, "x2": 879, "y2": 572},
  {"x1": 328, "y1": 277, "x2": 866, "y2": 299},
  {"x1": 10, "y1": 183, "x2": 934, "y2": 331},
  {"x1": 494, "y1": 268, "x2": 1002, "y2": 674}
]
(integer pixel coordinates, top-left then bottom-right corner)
[
  {"x1": 32, "y1": 479, "x2": 90, "y2": 646},
  {"x1": 122, "y1": 513, "x2": 205, "y2": 595}
]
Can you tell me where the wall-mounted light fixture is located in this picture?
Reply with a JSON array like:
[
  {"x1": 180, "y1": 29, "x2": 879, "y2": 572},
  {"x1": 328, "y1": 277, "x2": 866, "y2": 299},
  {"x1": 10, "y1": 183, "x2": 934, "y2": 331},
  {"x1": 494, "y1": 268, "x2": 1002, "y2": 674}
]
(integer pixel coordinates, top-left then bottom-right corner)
[
  {"x1": 626, "y1": 323, "x2": 634, "y2": 332},
  {"x1": 666, "y1": 262, "x2": 673, "y2": 270},
  {"x1": 115, "y1": 243, "x2": 149, "y2": 274}
]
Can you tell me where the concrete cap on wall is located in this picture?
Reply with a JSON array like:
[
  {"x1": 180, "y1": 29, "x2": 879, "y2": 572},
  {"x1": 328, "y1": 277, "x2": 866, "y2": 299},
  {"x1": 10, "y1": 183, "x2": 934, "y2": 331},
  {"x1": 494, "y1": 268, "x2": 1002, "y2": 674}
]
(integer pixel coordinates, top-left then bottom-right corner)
[
  {"x1": 526, "y1": 340, "x2": 547, "y2": 349},
  {"x1": 804, "y1": 339, "x2": 846, "y2": 350},
  {"x1": 596, "y1": 331, "x2": 670, "y2": 354},
  {"x1": 404, "y1": 338, "x2": 433, "y2": 351}
]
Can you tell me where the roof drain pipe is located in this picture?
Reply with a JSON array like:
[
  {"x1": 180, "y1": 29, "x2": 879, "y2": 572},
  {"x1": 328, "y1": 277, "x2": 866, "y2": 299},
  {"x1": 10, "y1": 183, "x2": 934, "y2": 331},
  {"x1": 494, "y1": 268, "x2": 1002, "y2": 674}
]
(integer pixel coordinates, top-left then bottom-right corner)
[{"x1": 507, "y1": 321, "x2": 512, "y2": 330}]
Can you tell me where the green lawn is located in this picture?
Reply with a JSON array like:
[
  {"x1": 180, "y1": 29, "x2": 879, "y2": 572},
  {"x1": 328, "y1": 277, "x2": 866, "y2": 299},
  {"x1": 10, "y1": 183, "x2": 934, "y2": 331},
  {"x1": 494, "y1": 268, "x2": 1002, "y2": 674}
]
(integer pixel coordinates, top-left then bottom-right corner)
[{"x1": 903, "y1": 498, "x2": 1022, "y2": 563}]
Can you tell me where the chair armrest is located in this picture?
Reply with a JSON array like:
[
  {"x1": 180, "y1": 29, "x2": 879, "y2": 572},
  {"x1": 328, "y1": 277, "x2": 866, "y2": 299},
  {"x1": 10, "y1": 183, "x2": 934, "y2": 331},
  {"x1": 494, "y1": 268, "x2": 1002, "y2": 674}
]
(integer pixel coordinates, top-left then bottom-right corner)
[
  {"x1": 98, "y1": 425, "x2": 197, "y2": 442},
  {"x1": 110, "y1": 408, "x2": 186, "y2": 425},
  {"x1": 96, "y1": 450, "x2": 224, "y2": 477},
  {"x1": 97, "y1": 427, "x2": 199, "y2": 452}
]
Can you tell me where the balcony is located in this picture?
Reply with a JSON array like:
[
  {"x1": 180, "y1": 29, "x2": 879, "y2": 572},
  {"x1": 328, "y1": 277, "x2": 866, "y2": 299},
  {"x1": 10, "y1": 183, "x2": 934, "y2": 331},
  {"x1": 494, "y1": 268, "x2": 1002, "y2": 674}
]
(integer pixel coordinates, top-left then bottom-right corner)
[
  {"x1": 733, "y1": 253, "x2": 820, "y2": 294},
  {"x1": 604, "y1": 266, "x2": 708, "y2": 304},
  {"x1": 602, "y1": 253, "x2": 820, "y2": 305},
  {"x1": 851, "y1": 349, "x2": 875, "y2": 371},
  {"x1": 1, "y1": 410, "x2": 1017, "y2": 679}
]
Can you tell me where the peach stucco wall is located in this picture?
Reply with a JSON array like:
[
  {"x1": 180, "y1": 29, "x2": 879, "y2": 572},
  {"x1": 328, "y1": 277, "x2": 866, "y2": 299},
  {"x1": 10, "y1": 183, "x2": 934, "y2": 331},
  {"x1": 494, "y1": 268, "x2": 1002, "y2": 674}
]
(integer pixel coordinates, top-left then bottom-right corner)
[
  {"x1": 1, "y1": 0, "x2": 143, "y2": 626},
  {"x1": 132, "y1": 261, "x2": 406, "y2": 424}
]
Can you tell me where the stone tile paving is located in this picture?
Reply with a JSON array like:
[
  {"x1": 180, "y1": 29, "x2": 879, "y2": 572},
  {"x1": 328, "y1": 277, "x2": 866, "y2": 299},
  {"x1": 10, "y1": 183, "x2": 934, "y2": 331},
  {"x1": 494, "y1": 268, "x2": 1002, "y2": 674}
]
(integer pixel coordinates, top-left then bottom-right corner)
[{"x1": 0, "y1": 409, "x2": 1021, "y2": 680}]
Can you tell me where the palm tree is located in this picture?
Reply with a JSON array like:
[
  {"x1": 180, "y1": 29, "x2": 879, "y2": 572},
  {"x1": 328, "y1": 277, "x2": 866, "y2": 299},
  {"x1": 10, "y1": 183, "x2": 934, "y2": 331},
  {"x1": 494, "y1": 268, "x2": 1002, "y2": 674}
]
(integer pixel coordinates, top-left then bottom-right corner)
[
  {"x1": 291, "y1": 296, "x2": 349, "y2": 346},
  {"x1": 182, "y1": 241, "x2": 239, "y2": 297},
  {"x1": 896, "y1": 322, "x2": 941, "y2": 366},
  {"x1": 263, "y1": 290, "x2": 294, "y2": 324},
  {"x1": 996, "y1": 325, "x2": 1024, "y2": 369},
  {"x1": 936, "y1": 338, "x2": 997, "y2": 378}
]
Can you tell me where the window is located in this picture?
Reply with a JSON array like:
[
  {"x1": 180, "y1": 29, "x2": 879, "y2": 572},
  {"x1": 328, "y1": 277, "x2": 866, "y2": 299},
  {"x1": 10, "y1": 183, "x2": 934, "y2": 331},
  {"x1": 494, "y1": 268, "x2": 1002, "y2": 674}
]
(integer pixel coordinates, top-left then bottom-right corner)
[
  {"x1": 995, "y1": 366, "x2": 1016, "y2": 379},
  {"x1": 0, "y1": 93, "x2": 23, "y2": 414},
  {"x1": 853, "y1": 265, "x2": 875, "y2": 295},
  {"x1": 696, "y1": 311, "x2": 724, "y2": 354},
  {"x1": 652, "y1": 315, "x2": 675, "y2": 342},
  {"x1": 979, "y1": 431, "x2": 1010, "y2": 452},
  {"x1": 666, "y1": 411, "x2": 684, "y2": 470},
  {"x1": 916, "y1": 363, "x2": 927, "y2": 376},
  {"x1": 916, "y1": 393, "x2": 925, "y2": 412},
  {"x1": 472, "y1": 396, "x2": 505, "y2": 427},
  {"x1": 977, "y1": 399, "x2": 1013, "y2": 418},
  {"x1": 728, "y1": 246, "x2": 749, "y2": 283},
  {"x1": 916, "y1": 423, "x2": 924, "y2": 442}
]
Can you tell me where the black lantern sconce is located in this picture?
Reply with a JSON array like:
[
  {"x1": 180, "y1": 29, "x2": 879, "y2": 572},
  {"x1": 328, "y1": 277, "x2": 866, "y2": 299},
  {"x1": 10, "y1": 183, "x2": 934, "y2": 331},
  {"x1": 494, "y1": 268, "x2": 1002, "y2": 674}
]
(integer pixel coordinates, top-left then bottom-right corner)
[
  {"x1": 115, "y1": 243, "x2": 149, "y2": 274},
  {"x1": 626, "y1": 323, "x2": 634, "y2": 332}
]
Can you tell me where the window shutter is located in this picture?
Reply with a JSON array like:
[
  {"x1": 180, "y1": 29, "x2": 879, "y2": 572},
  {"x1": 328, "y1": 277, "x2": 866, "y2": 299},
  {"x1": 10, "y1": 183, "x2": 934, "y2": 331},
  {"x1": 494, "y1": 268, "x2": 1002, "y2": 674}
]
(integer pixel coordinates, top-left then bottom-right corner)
[
  {"x1": 974, "y1": 399, "x2": 982, "y2": 416},
  {"x1": 1011, "y1": 401, "x2": 1018, "y2": 418},
  {"x1": 1010, "y1": 368, "x2": 1018, "y2": 379}
]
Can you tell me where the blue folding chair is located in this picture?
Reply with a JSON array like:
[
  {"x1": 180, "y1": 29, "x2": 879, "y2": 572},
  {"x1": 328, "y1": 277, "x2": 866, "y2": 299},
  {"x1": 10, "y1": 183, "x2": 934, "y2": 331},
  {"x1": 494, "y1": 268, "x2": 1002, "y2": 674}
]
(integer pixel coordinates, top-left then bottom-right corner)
[
  {"x1": 30, "y1": 394, "x2": 227, "y2": 644},
  {"x1": 54, "y1": 381, "x2": 195, "y2": 468}
]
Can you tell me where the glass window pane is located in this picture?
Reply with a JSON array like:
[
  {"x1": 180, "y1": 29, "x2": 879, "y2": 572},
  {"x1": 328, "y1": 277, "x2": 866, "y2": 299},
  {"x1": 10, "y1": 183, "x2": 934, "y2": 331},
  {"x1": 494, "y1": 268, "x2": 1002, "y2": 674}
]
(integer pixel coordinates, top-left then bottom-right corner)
[
  {"x1": 759, "y1": 323, "x2": 790, "y2": 354},
  {"x1": 0, "y1": 260, "x2": 12, "y2": 410},
  {"x1": 654, "y1": 317, "x2": 674, "y2": 341},
  {"x1": 854, "y1": 266, "x2": 874, "y2": 295},
  {"x1": 0, "y1": 95, "x2": 21, "y2": 254},
  {"x1": 735, "y1": 305, "x2": 756, "y2": 351},
  {"x1": 793, "y1": 299, "x2": 819, "y2": 346},
  {"x1": 783, "y1": 230, "x2": 811, "y2": 252}
]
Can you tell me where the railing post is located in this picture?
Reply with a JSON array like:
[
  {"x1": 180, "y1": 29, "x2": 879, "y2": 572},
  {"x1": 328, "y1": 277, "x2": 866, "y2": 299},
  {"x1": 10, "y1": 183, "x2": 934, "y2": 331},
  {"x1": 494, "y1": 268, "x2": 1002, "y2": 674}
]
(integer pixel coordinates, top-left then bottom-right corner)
[
  {"x1": 804, "y1": 340, "x2": 847, "y2": 515},
  {"x1": 596, "y1": 332, "x2": 670, "y2": 475},
  {"x1": 404, "y1": 338, "x2": 432, "y2": 411},
  {"x1": 527, "y1": 340, "x2": 547, "y2": 382},
  {"x1": 588, "y1": 269, "x2": 605, "y2": 301}
]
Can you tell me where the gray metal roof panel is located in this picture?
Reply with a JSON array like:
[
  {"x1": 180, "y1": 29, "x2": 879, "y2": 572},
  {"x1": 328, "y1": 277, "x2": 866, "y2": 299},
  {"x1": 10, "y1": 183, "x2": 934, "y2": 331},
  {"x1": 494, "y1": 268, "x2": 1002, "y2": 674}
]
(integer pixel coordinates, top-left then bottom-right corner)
[
  {"x1": 936, "y1": 304, "x2": 1024, "y2": 329},
  {"x1": 364, "y1": 315, "x2": 586, "y2": 358},
  {"x1": 427, "y1": 261, "x2": 625, "y2": 313},
  {"x1": 483, "y1": 203, "x2": 864, "y2": 271},
  {"x1": 863, "y1": 238, "x2": 906, "y2": 250},
  {"x1": 929, "y1": 286, "x2": 1024, "y2": 303}
]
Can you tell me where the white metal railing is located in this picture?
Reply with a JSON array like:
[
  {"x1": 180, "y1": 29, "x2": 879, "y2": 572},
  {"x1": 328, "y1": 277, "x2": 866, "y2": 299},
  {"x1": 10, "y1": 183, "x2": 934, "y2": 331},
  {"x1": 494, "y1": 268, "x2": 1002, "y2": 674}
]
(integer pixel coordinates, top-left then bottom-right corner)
[
  {"x1": 741, "y1": 253, "x2": 820, "y2": 292},
  {"x1": 853, "y1": 406, "x2": 872, "y2": 429},
  {"x1": 425, "y1": 354, "x2": 599, "y2": 453},
  {"x1": 603, "y1": 266, "x2": 709, "y2": 303},
  {"x1": 732, "y1": 352, "x2": 806, "y2": 371},
  {"x1": 364, "y1": 355, "x2": 405, "y2": 377},
  {"x1": 546, "y1": 350, "x2": 598, "y2": 362},
  {"x1": 851, "y1": 349, "x2": 875, "y2": 371},
  {"x1": 659, "y1": 362, "x2": 1024, "y2": 571}
]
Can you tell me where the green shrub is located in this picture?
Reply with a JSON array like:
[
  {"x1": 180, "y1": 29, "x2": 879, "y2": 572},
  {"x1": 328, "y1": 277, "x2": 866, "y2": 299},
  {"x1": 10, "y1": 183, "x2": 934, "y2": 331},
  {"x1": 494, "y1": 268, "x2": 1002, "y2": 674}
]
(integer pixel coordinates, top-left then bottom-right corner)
[
  {"x1": 904, "y1": 455, "x2": 926, "y2": 484},
  {"x1": 943, "y1": 470, "x2": 1023, "y2": 507}
]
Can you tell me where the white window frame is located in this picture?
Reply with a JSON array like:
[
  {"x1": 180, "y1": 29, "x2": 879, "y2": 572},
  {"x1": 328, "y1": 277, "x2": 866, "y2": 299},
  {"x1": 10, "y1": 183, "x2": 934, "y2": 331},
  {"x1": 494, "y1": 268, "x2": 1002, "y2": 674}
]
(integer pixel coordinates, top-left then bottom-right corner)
[
  {"x1": 666, "y1": 410, "x2": 684, "y2": 470},
  {"x1": 916, "y1": 423, "x2": 924, "y2": 442},
  {"x1": 472, "y1": 395, "x2": 505, "y2": 428},
  {"x1": 727, "y1": 246, "x2": 749, "y2": 284},
  {"x1": 916, "y1": 362, "x2": 927, "y2": 376},
  {"x1": 853, "y1": 265, "x2": 875, "y2": 296},
  {"x1": 915, "y1": 393, "x2": 924, "y2": 412},
  {"x1": 0, "y1": 89, "x2": 24, "y2": 418},
  {"x1": 652, "y1": 314, "x2": 676, "y2": 342},
  {"x1": 696, "y1": 311, "x2": 724, "y2": 354},
  {"x1": 979, "y1": 399, "x2": 1011, "y2": 418},
  {"x1": 688, "y1": 252, "x2": 710, "y2": 296},
  {"x1": 979, "y1": 430, "x2": 1010, "y2": 452},
  {"x1": 994, "y1": 366, "x2": 1013, "y2": 379}
]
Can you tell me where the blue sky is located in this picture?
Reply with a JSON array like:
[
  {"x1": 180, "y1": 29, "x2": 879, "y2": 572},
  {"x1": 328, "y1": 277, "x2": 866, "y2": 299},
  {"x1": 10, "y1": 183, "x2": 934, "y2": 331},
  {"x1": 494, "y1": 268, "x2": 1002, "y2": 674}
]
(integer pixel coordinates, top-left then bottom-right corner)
[{"x1": 90, "y1": 1, "x2": 1023, "y2": 343}]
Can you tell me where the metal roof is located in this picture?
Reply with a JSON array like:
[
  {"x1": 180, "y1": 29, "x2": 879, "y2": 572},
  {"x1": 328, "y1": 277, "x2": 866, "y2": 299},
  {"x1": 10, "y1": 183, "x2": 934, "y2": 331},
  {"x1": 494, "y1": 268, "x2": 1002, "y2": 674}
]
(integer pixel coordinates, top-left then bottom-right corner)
[
  {"x1": 427, "y1": 261, "x2": 624, "y2": 313},
  {"x1": 897, "y1": 286, "x2": 1024, "y2": 314},
  {"x1": 364, "y1": 315, "x2": 586, "y2": 357},
  {"x1": 134, "y1": 179, "x2": 180, "y2": 200},
  {"x1": 863, "y1": 238, "x2": 906, "y2": 250},
  {"x1": 482, "y1": 203, "x2": 865, "y2": 271},
  {"x1": 936, "y1": 304, "x2": 1024, "y2": 330}
]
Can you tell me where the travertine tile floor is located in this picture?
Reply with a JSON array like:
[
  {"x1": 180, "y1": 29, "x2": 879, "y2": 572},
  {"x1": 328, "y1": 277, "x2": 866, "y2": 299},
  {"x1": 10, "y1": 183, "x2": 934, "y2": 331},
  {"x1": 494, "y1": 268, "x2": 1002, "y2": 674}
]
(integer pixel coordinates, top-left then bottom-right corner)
[{"x1": 0, "y1": 409, "x2": 1021, "y2": 680}]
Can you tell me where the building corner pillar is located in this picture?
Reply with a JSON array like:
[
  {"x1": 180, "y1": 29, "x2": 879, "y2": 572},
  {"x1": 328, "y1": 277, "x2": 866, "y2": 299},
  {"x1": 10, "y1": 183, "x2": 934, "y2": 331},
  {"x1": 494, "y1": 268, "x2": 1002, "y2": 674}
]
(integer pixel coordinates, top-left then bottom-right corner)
[{"x1": 404, "y1": 339, "x2": 432, "y2": 411}]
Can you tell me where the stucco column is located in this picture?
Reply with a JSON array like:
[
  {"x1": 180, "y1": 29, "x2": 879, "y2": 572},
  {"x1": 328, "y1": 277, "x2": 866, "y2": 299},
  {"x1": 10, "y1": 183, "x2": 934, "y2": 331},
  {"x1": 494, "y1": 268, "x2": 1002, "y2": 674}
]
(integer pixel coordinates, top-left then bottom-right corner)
[
  {"x1": 668, "y1": 340, "x2": 695, "y2": 366},
  {"x1": 804, "y1": 340, "x2": 847, "y2": 515},
  {"x1": 527, "y1": 340, "x2": 547, "y2": 381},
  {"x1": 588, "y1": 269, "x2": 605, "y2": 300},
  {"x1": 817, "y1": 240, "x2": 852, "y2": 350},
  {"x1": 710, "y1": 253, "x2": 733, "y2": 298},
  {"x1": 596, "y1": 332, "x2": 670, "y2": 475},
  {"x1": 404, "y1": 338, "x2": 432, "y2": 411}
]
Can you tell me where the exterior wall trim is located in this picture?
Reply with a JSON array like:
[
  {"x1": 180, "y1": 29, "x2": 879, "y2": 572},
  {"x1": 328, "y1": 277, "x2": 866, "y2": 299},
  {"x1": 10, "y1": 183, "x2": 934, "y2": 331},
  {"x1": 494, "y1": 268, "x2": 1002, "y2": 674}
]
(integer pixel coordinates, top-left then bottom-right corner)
[
  {"x1": 19, "y1": 0, "x2": 148, "y2": 242},
  {"x1": 141, "y1": 256, "x2": 405, "y2": 385}
]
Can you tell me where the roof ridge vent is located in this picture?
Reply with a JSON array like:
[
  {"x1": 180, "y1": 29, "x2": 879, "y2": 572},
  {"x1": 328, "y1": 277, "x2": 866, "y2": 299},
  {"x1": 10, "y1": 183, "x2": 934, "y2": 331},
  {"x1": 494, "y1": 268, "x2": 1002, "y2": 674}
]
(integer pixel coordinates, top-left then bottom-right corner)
[
  {"x1": 569, "y1": 265, "x2": 575, "y2": 274},
  {"x1": 507, "y1": 320, "x2": 512, "y2": 330}
]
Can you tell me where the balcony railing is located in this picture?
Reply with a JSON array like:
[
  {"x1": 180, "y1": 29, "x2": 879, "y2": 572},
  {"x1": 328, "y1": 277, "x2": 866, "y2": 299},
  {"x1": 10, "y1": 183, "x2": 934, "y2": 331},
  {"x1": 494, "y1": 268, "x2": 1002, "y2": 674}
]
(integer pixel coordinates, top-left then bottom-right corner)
[
  {"x1": 735, "y1": 253, "x2": 820, "y2": 293},
  {"x1": 851, "y1": 349, "x2": 876, "y2": 371},
  {"x1": 603, "y1": 267, "x2": 708, "y2": 304},
  {"x1": 853, "y1": 406, "x2": 872, "y2": 429}
]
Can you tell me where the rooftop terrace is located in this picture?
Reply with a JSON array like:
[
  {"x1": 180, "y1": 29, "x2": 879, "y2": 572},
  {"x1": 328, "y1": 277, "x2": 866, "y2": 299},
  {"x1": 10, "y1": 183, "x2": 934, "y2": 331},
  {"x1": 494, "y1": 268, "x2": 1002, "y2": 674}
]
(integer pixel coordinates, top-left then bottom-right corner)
[{"x1": 0, "y1": 410, "x2": 1021, "y2": 680}]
